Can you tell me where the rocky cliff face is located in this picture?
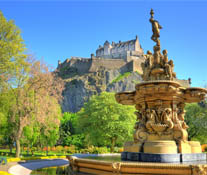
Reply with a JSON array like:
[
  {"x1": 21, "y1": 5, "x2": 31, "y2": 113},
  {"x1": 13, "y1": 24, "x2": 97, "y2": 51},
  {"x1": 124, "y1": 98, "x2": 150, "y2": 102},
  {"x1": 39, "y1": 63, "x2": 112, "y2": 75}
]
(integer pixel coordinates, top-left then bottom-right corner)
[
  {"x1": 60, "y1": 68, "x2": 142, "y2": 113},
  {"x1": 58, "y1": 66, "x2": 189, "y2": 113}
]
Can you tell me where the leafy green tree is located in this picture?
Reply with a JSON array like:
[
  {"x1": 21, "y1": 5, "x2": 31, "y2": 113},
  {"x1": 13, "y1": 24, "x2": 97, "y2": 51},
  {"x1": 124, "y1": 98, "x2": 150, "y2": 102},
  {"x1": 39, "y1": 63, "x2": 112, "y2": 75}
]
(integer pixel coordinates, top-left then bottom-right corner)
[
  {"x1": 0, "y1": 10, "x2": 26, "y2": 85},
  {"x1": 78, "y1": 92, "x2": 136, "y2": 152},
  {"x1": 0, "y1": 10, "x2": 26, "y2": 152},
  {"x1": 58, "y1": 112, "x2": 85, "y2": 148},
  {"x1": 0, "y1": 90, "x2": 16, "y2": 152},
  {"x1": 5, "y1": 58, "x2": 64, "y2": 157},
  {"x1": 0, "y1": 10, "x2": 64, "y2": 157},
  {"x1": 185, "y1": 103, "x2": 207, "y2": 143}
]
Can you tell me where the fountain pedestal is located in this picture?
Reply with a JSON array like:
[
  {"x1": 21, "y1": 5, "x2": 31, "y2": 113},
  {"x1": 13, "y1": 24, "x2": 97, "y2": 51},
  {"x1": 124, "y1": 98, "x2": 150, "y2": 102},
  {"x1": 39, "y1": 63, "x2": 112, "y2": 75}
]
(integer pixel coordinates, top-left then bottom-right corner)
[
  {"x1": 68, "y1": 9, "x2": 207, "y2": 175},
  {"x1": 116, "y1": 80, "x2": 206, "y2": 162},
  {"x1": 115, "y1": 9, "x2": 207, "y2": 163}
]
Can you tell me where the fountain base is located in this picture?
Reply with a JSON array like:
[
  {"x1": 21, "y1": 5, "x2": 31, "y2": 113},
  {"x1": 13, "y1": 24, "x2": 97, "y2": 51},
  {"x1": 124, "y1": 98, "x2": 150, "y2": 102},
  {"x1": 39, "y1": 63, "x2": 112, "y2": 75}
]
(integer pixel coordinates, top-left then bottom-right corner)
[
  {"x1": 121, "y1": 152, "x2": 206, "y2": 163},
  {"x1": 122, "y1": 140, "x2": 205, "y2": 162}
]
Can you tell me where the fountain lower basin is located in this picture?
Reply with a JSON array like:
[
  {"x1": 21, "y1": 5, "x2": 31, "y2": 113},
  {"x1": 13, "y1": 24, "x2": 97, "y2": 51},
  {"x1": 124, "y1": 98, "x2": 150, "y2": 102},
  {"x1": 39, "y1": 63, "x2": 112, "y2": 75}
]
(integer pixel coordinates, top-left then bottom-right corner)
[{"x1": 67, "y1": 155, "x2": 207, "y2": 175}]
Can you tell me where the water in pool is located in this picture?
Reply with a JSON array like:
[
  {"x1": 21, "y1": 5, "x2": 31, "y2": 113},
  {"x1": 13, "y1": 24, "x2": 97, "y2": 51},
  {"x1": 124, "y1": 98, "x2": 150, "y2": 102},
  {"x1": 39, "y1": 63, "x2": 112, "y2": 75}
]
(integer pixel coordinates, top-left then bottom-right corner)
[{"x1": 31, "y1": 156, "x2": 121, "y2": 175}]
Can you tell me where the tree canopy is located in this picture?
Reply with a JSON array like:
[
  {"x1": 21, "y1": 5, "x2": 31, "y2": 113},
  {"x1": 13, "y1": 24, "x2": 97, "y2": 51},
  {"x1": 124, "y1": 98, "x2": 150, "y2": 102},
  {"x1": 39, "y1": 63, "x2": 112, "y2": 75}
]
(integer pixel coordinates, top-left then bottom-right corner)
[
  {"x1": 0, "y1": 10, "x2": 26, "y2": 84},
  {"x1": 78, "y1": 92, "x2": 136, "y2": 152},
  {"x1": 185, "y1": 102, "x2": 207, "y2": 143}
]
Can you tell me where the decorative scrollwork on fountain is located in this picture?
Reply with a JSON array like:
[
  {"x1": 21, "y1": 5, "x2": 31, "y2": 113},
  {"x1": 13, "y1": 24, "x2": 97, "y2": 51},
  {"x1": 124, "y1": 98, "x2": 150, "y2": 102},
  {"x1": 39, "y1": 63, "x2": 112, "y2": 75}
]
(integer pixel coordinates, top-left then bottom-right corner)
[
  {"x1": 68, "y1": 156, "x2": 78, "y2": 172},
  {"x1": 133, "y1": 110, "x2": 148, "y2": 142},
  {"x1": 191, "y1": 165, "x2": 207, "y2": 175},
  {"x1": 112, "y1": 162, "x2": 122, "y2": 174},
  {"x1": 143, "y1": 106, "x2": 174, "y2": 135}
]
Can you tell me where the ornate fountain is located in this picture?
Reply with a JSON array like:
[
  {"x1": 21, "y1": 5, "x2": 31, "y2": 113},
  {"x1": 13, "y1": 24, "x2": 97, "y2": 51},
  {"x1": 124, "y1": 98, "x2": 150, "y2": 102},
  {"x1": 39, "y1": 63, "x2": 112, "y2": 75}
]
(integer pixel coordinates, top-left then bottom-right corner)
[
  {"x1": 115, "y1": 9, "x2": 207, "y2": 163},
  {"x1": 68, "y1": 9, "x2": 207, "y2": 175}
]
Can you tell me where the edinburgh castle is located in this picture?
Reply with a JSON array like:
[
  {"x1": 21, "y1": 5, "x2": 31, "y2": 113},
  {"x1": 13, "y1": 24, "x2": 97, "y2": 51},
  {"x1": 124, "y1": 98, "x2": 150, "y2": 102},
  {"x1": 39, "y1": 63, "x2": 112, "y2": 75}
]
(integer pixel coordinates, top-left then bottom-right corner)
[{"x1": 57, "y1": 36, "x2": 145, "y2": 75}]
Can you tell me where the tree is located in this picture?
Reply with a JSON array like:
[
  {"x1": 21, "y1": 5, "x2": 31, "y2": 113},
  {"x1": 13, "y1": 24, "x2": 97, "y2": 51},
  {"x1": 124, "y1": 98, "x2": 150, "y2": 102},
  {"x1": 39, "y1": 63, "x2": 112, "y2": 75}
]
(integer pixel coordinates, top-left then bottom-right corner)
[
  {"x1": 185, "y1": 103, "x2": 207, "y2": 143},
  {"x1": 0, "y1": 10, "x2": 26, "y2": 85},
  {"x1": 78, "y1": 92, "x2": 136, "y2": 152},
  {"x1": 0, "y1": 89, "x2": 16, "y2": 153},
  {"x1": 58, "y1": 112, "x2": 85, "y2": 148},
  {"x1": 0, "y1": 10, "x2": 27, "y2": 153},
  {"x1": 0, "y1": 10, "x2": 64, "y2": 157},
  {"x1": 22, "y1": 100, "x2": 62, "y2": 154},
  {"x1": 7, "y1": 58, "x2": 64, "y2": 157}
]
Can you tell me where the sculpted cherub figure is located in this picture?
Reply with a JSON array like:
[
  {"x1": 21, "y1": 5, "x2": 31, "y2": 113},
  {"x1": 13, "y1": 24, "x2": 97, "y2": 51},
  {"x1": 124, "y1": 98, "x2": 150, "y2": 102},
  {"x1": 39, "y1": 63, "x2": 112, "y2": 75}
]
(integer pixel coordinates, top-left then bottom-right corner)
[
  {"x1": 153, "y1": 45, "x2": 161, "y2": 67},
  {"x1": 162, "y1": 50, "x2": 174, "y2": 80},
  {"x1": 146, "y1": 50, "x2": 153, "y2": 68},
  {"x1": 142, "y1": 50, "x2": 153, "y2": 80}
]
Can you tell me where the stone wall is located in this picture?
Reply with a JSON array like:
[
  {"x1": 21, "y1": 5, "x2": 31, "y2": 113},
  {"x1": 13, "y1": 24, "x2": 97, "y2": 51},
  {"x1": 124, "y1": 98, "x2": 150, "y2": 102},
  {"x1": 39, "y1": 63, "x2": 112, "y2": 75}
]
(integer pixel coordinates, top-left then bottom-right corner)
[
  {"x1": 89, "y1": 58, "x2": 127, "y2": 72},
  {"x1": 58, "y1": 57, "x2": 92, "y2": 75},
  {"x1": 57, "y1": 56, "x2": 145, "y2": 76}
]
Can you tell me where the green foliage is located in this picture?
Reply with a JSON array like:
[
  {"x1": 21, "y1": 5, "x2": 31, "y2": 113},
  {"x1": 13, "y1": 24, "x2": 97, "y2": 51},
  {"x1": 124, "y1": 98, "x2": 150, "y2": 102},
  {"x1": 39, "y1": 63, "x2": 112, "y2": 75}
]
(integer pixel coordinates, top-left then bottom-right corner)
[
  {"x1": 79, "y1": 146, "x2": 110, "y2": 154},
  {"x1": 78, "y1": 92, "x2": 136, "y2": 152},
  {"x1": 63, "y1": 134, "x2": 85, "y2": 148},
  {"x1": 111, "y1": 72, "x2": 132, "y2": 84},
  {"x1": 58, "y1": 112, "x2": 85, "y2": 148},
  {"x1": 185, "y1": 103, "x2": 207, "y2": 143},
  {"x1": 0, "y1": 10, "x2": 26, "y2": 82}
]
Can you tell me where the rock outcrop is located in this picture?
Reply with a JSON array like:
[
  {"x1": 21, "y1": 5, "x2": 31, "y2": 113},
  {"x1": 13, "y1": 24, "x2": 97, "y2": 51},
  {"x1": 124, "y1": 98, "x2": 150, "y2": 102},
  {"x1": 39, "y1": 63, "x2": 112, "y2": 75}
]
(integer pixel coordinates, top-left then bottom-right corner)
[
  {"x1": 59, "y1": 68, "x2": 142, "y2": 113},
  {"x1": 57, "y1": 63, "x2": 189, "y2": 113}
]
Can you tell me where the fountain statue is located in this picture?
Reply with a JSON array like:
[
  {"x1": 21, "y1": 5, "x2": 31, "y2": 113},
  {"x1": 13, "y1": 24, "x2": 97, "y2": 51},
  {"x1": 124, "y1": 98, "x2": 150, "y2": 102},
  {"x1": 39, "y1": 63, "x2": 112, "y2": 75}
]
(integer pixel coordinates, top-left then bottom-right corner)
[
  {"x1": 115, "y1": 9, "x2": 207, "y2": 163},
  {"x1": 68, "y1": 9, "x2": 207, "y2": 175}
]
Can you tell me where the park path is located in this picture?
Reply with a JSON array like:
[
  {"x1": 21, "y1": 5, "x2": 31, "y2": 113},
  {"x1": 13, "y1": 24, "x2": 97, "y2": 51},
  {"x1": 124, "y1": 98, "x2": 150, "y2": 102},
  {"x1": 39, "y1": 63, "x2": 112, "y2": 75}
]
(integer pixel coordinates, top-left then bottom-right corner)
[{"x1": 8, "y1": 159, "x2": 69, "y2": 175}]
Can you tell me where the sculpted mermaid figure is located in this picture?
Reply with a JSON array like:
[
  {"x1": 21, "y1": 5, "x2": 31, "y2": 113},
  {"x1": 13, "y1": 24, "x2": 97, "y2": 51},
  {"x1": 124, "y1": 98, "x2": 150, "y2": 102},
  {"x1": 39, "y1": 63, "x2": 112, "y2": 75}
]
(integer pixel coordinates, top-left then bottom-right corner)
[
  {"x1": 146, "y1": 109, "x2": 156, "y2": 133},
  {"x1": 163, "y1": 108, "x2": 174, "y2": 132}
]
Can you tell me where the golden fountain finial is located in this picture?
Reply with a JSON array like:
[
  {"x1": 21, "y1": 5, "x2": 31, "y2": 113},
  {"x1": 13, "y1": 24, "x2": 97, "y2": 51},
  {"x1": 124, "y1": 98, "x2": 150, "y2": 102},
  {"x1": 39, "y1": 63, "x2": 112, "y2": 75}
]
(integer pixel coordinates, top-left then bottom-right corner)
[
  {"x1": 149, "y1": 9, "x2": 162, "y2": 46},
  {"x1": 150, "y1": 9, "x2": 154, "y2": 18}
]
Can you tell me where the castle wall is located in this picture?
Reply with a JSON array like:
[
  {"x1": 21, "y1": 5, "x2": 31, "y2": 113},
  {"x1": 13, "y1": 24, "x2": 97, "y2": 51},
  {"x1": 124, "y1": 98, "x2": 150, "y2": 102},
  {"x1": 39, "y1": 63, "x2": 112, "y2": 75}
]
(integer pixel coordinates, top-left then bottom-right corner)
[
  {"x1": 58, "y1": 57, "x2": 92, "y2": 75},
  {"x1": 131, "y1": 58, "x2": 144, "y2": 74},
  {"x1": 70, "y1": 58, "x2": 92, "y2": 74},
  {"x1": 89, "y1": 58, "x2": 127, "y2": 72}
]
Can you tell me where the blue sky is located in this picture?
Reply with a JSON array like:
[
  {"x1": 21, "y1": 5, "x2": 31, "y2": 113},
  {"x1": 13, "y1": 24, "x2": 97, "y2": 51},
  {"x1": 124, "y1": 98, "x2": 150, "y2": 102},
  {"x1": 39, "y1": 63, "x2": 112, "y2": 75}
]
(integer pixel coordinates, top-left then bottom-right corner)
[{"x1": 1, "y1": 0, "x2": 207, "y2": 87}]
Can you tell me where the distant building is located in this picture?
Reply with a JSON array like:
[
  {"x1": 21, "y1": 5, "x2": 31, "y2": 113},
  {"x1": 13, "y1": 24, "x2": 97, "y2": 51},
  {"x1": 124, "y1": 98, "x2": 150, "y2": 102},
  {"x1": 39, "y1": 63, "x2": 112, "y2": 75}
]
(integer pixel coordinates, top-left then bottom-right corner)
[
  {"x1": 57, "y1": 36, "x2": 145, "y2": 75},
  {"x1": 96, "y1": 36, "x2": 144, "y2": 61}
]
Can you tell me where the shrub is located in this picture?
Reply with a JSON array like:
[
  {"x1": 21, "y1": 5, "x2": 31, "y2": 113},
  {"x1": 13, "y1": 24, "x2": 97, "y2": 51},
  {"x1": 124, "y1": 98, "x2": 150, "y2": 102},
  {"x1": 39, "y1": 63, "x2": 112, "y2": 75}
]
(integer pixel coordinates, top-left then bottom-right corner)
[
  {"x1": 79, "y1": 146, "x2": 110, "y2": 154},
  {"x1": 119, "y1": 148, "x2": 124, "y2": 153},
  {"x1": 51, "y1": 146, "x2": 56, "y2": 151},
  {"x1": 56, "y1": 146, "x2": 64, "y2": 152},
  {"x1": 95, "y1": 147, "x2": 110, "y2": 154},
  {"x1": 42, "y1": 147, "x2": 47, "y2": 151},
  {"x1": 201, "y1": 144, "x2": 207, "y2": 152},
  {"x1": 67, "y1": 145, "x2": 76, "y2": 154},
  {"x1": 113, "y1": 147, "x2": 122, "y2": 153}
]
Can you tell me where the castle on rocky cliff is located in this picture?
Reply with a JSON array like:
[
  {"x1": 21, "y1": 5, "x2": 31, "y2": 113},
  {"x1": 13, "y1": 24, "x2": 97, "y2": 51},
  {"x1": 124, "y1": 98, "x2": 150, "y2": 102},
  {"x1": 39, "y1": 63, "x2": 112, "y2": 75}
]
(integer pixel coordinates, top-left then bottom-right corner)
[{"x1": 57, "y1": 36, "x2": 145, "y2": 75}]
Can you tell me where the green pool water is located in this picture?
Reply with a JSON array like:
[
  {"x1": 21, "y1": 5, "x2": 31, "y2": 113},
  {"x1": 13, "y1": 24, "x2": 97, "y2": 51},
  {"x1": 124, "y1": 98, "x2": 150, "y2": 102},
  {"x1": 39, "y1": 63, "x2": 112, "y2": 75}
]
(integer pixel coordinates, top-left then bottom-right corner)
[
  {"x1": 31, "y1": 166, "x2": 64, "y2": 175},
  {"x1": 31, "y1": 156, "x2": 121, "y2": 175}
]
